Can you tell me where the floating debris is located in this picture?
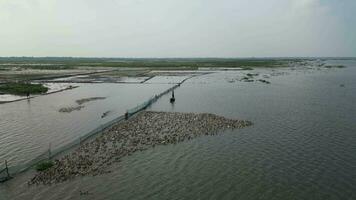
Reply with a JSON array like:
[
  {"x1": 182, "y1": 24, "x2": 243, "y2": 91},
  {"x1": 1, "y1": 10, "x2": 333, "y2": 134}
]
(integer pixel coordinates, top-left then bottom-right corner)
[
  {"x1": 28, "y1": 111, "x2": 252, "y2": 185},
  {"x1": 101, "y1": 111, "x2": 111, "y2": 118},
  {"x1": 59, "y1": 97, "x2": 106, "y2": 113},
  {"x1": 258, "y1": 79, "x2": 271, "y2": 84},
  {"x1": 324, "y1": 65, "x2": 346, "y2": 69},
  {"x1": 76, "y1": 97, "x2": 106, "y2": 105},
  {"x1": 270, "y1": 71, "x2": 289, "y2": 77},
  {"x1": 246, "y1": 73, "x2": 259, "y2": 77},
  {"x1": 80, "y1": 190, "x2": 92, "y2": 196},
  {"x1": 59, "y1": 105, "x2": 84, "y2": 113},
  {"x1": 241, "y1": 77, "x2": 254, "y2": 82}
]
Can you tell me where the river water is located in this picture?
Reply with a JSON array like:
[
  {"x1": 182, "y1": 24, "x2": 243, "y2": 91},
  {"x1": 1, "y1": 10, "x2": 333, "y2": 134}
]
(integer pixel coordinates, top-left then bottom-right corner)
[
  {"x1": 0, "y1": 83, "x2": 173, "y2": 167},
  {"x1": 1, "y1": 60, "x2": 356, "y2": 200}
]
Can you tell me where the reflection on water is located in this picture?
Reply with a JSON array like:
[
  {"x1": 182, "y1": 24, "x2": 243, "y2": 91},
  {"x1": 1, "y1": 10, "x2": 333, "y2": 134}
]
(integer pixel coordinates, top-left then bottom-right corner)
[{"x1": 1, "y1": 60, "x2": 356, "y2": 200}]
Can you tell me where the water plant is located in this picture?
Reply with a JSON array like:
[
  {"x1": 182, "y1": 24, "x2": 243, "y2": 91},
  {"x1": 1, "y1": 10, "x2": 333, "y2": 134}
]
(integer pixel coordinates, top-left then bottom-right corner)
[
  {"x1": 35, "y1": 161, "x2": 54, "y2": 171},
  {"x1": 0, "y1": 82, "x2": 48, "y2": 96}
]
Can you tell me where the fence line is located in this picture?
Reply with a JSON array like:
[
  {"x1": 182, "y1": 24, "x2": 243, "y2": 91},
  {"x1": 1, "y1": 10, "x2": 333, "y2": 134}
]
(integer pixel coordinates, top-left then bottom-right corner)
[
  {"x1": 2, "y1": 76, "x2": 193, "y2": 179},
  {"x1": 0, "y1": 160, "x2": 11, "y2": 183}
]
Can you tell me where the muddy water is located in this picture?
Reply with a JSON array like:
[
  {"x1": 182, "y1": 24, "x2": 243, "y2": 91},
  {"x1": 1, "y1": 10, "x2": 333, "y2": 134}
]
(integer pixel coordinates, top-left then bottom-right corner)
[
  {"x1": 0, "y1": 83, "x2": 172, "y2": 167},
  {"x1": 1, "y1": 60, "x2": 356, "y2": 200}
]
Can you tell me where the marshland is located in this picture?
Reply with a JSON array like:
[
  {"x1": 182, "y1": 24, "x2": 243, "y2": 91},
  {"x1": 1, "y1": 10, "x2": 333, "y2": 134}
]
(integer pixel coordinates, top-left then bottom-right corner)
[
  {"x1": 2, "y1": 0, "x2": 356, "y2": 198},
  {"x1": 0, "y1": 57, "x2": 355, "y2": 200}
]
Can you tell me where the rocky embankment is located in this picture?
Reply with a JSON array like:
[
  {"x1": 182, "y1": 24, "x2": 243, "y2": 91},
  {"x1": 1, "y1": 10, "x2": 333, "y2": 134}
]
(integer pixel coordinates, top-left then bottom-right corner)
[{"x1": 29, "y1": 111, "x2": 252, "y2": 185}]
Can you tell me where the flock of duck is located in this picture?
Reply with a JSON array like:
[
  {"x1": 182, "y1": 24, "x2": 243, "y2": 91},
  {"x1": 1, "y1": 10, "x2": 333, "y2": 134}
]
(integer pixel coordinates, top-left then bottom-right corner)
[{"x1": 28, "y1": 111, "x2": 252, "y2": 185}]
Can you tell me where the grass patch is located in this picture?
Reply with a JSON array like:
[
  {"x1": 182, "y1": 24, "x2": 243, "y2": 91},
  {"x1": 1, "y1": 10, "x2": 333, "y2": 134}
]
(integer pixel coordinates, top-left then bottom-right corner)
[
  {"x1": 0, "y1": 57, "x2": 305, "y2": 70},
  {"x1": 0, "y1": 82, "x2": 49, "y2": 96},
  {"x1": 35, "y1": 161, "x2": 54, "y2": 171}
]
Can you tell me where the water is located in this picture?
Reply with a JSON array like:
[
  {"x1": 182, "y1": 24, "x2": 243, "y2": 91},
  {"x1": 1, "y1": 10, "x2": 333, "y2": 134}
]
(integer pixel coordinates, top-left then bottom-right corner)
[
  {"x1": 1, "y1": 60, "x2": 356, "y2": 200},
  {"x1": 0, "y1": 83, "x2": 172, "y2": 167}
]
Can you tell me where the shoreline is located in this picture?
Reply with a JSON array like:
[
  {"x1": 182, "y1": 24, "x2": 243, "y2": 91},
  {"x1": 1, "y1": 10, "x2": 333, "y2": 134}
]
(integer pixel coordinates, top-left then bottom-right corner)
[
  {"x1": 0, "y1": 86, "x2": 79, "y2": 104},
  {"x1": 2, "y1": 75, "x2": 194, "y2": 178}
]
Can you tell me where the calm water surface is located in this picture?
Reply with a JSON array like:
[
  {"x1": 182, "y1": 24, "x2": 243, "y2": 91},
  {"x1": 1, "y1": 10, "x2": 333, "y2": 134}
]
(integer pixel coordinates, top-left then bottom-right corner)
[
  {"x1": 0, "y1": 83, "x2": 172, "y2": 167},
  {"x1": 1, "y1": 60, "x2": 356, "y2": 200}
]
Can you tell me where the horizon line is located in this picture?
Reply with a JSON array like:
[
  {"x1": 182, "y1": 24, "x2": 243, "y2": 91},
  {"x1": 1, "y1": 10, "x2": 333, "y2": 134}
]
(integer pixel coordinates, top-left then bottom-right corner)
[{"x1": 1, "y1": 56, "x2": 355, "y2": 59}]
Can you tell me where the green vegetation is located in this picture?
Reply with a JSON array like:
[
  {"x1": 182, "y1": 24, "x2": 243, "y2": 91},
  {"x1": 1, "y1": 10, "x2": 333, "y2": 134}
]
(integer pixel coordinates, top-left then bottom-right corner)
[
  {"x1": 0, "y1": 57, "x2": 350, "y2": 83},
  {"x1": 35, "y1": 161, "x2": 54, "y2": 171},
  {"x1": 0, "y1": 57, "x2": 307, "y2": 70},
  {"x1": 17, "y1": 65, "x2": 75, "y2": 70},
  {"x1": 0, "y1": 82, "x2": 49, "y2": 96}
]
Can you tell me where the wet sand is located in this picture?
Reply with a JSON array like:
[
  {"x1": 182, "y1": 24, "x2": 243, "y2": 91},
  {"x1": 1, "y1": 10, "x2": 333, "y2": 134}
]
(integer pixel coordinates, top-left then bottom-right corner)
[{"x1": 28, "y1": 111, "x2": 252, "y2": 185}]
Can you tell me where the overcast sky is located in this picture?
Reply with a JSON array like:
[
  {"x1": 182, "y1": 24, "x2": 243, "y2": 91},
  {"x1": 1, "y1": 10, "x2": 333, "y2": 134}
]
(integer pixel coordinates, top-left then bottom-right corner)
[{"x1": 0, "y1": 0, "x2": 355, "y2": 57}]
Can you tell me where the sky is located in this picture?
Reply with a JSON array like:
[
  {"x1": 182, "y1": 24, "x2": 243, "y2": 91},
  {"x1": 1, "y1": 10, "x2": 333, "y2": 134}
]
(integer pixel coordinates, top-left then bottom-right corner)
[{"x1": 0, "y1": 0, "x2": 355, "y2": 57}]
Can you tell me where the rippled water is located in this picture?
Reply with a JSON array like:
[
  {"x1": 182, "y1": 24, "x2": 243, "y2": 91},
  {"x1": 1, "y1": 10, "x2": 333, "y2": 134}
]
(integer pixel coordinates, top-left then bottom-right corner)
[
  {"x1": 1, "y1": 60, "x2": 356, "y2": 200},
  {"x1": 0, "y1": 83, "x2": 172, "y2": 166}
]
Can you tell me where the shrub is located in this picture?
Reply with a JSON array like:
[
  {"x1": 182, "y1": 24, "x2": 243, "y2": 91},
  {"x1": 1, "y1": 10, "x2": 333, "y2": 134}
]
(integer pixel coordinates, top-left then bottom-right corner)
[
  {"x1": 35, "y1": 161, "x2": 54, "y2": 171},
  {"x1": 0, "y1": 82, "x2": 48, "y2": 96}
]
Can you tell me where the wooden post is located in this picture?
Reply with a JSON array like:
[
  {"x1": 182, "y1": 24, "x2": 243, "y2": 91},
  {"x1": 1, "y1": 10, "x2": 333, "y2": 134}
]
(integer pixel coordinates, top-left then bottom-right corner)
[
  {"x1": 48, "y1": 143, "x2": 51, "y2": 159},
  {"x1": 5, "y1": 160, "x2": 10, "y2": 178}
]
